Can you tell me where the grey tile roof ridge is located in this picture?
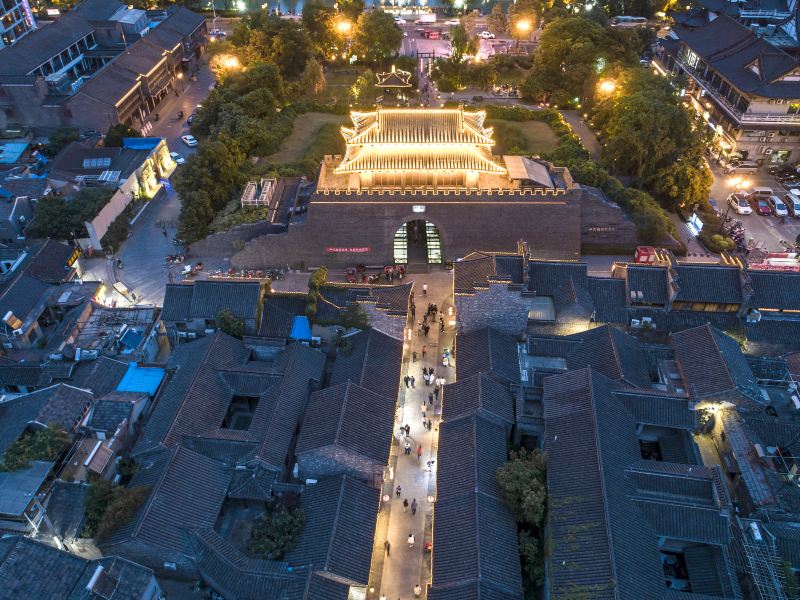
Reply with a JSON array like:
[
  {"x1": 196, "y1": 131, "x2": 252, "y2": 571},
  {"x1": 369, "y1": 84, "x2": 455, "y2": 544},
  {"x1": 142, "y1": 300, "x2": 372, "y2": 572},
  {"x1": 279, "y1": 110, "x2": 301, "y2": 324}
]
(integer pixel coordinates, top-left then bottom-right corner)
[
  {"x1": 160, "y1": 332, "x2": 225, "y2": 448},
  {"x1": 256, "y1": 342, "x2": 304, "y2": 462},
  {"x1": 129, "y1": 446, "x2": 177, "y2": 541},
  {"x1": 324, "y1": 476, "x2": 347, "y2": 573}
]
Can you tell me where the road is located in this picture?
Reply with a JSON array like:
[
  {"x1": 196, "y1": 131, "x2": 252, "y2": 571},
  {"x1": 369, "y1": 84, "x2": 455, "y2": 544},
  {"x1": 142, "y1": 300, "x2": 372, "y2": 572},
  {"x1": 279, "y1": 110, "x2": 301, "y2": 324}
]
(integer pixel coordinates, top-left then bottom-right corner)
[{"x1": 114, "y1": 60, "x2": 219, "y2": 305}]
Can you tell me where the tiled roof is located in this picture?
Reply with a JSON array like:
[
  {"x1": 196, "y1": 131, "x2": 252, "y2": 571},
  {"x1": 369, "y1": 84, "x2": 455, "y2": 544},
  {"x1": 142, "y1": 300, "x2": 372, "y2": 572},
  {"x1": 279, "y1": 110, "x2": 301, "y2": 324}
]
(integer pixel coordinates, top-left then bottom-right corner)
[
  {"x1": 527, "y1": 261, "x2": 587, "y2": 295},
  {"x1": 764, "y1": 522, "x2": 800, "y2": 567},
  {"x1": 564, "y1": 325, "x2": 651, "y2": 387},
  {"x1": 455, "y1": 327, "x2": 520, "y2": 384},
  {"x1": 614, "y1": 389, "x2": 698, "y2": 429},
  {"x1": 745, "y1": 317, "x2": 800, "y2": 355},
  {"x1": 673, "y1": 265, "x2": 743, "y2": 304},
  {"x1": 227, "y1": 467, "x2": 278, "y2": 500},
  {"x1": 296, "y1": 381, "x2": 395, "y2": 464},
  {"x1": 22, "y1": 240, "x2": 74, "y2": 283},
  {"x1": 436, "y1": 414, "x2": 507, "y2": 502},
  {"x1": 252, "y1": 343, "x2": 326, "y2": 469},
  {"x1": 669, "y1": 14, "x2": 800, "y2": 99},
  {"x1": 70, "y1": 357, "x2": 130, "y2": 397},
  {"x1": 181, "y1": 434, "x2": 259, "y2": 466},
  {"x1": 188, "y1": 528, "x2": 308, "y2": 600},
  {"x1": 88, "y1": 395, "x2": 138, "y2": 433},
  {"x1": 163, "y1": 280, "x2": 263, "y2": 321},
  {"x1": 72, "y1": 0, "x2": 126, "y2": 20},
  {"x1": 671, "y1": 324, "x2": 763, "y2": 402},
  {"x1": 134, "y1": 333, "x2": 250, "y2": 453},
  {"x1": 0, "y1": 274, "x2": 50, "y2": 323},
  {"x1": 626, "y1": 265, "x2": 669, "y2": 305},
  {"x1": 0, "y1": 535, "x2": 155, "y2": 600},
  {"x1": 0, "y1": 384, "x2": 92, "y2": 454},
  {"x1": 156, "y1": 5, "x2": 206, "y2": 36},
  {"x1": 429, "y1": 492, "x2": 523, "y2": 598},
  {"x1": 329, "y1": 328, "x2": 403, "y2": 401},
  {"x1": 544, "y1": 369, "x2": 665, "y2": 600},
  {"x1": 304, "y1": 572, "x2": 352, "y2": 600},
  {"x1": 259, "y1": 294, "x2": 306, "y2": 338},
  {"x1": 285, "y1": 476, "x2": 378, "y2": 584},
  {"x1": 440, "y1": 373, "x2": 515, "y2": 425},
  {"x1": 748, "y1": 270, "x2": 800, "y2": 310},
  {"x1": 587, "y1": 277, "x2": 628, "y2": 324},
  {"x1": 101, "y1": 446, "x2": 231, "y2": 553},
  {"x1": 544, "y1": 369, "x2": 737, "y2": 599}
]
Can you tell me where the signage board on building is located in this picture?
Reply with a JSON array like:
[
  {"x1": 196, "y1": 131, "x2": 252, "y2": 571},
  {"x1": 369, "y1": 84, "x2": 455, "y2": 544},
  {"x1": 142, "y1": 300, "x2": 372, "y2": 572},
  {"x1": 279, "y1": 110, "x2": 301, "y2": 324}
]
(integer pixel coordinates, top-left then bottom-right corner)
[{"x1": 325, "y1": 246, "x2": 372, "y2": 253}]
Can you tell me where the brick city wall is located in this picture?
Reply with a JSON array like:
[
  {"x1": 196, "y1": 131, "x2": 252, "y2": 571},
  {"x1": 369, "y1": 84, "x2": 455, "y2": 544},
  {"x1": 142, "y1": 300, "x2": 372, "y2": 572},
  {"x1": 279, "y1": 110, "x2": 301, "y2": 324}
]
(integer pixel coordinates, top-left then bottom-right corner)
[
  {"x1": 456, "y1": 283, "x2": 536, "y2": 335},
  {"x1": 232, "y1": 191, "x2": 583, "y2": 269},
  {"x1": 361, "y1": 302, "x2": 407, "y2": 340}
]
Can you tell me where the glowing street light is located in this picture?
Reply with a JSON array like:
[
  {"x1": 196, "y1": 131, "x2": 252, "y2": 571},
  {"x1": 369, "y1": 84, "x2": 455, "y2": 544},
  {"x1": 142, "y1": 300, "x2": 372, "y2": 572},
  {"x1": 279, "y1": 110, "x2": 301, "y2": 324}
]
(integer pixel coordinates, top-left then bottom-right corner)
[
  {"x1": 597, "y1": 79, "x2": 617, "y2": 95},
  {"x1": 221, "y1": 55, "x2": 241, "y2": 69},
  {"x1": 515, "y1": 19, "x2": 532, "y2": 34},
  {"x1": 336, "y1": 18, "x2": 352, "y2": 36}
]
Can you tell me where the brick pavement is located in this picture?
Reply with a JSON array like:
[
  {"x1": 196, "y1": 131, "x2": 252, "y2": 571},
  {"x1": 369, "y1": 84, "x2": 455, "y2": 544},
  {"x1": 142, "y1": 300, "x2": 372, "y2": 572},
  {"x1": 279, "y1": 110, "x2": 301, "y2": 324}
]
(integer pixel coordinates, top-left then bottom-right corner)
[{"x1": 372, "y1": 272, "x2": 454, "y2": 600}]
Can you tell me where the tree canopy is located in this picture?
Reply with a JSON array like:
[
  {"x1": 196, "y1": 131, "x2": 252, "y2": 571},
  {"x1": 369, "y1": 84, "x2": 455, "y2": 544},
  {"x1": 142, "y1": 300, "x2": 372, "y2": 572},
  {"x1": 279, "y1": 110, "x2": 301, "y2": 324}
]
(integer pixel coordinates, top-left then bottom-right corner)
[
  {"x1": 217, "y1": 309, "x2": 245, "y2": 338},
  {"x1": 250, "y1": 508, "x2": 305, "y2": 560},
  {"x1": 104, "y1": 124, "x2": 140, "y2": 148},
  {"x1": 449, "y1": 25, "x2": 476, "y2": 62},
  {"x1": 352, "y1": 10, "x2": 403, "y2": 65},
  {"x1": 0, "y1": 425, "x2": 71, "y2": 471},
  {"x1": 27, "y1": 186, "x2": 115, "y2": 240}
]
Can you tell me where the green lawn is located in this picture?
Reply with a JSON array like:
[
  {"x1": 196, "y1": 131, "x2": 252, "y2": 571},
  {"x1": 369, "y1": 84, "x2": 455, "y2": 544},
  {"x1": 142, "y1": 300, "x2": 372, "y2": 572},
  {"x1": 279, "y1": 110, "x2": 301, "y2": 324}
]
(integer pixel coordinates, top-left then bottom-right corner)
[
  {"x1": 264, "y1": 112, "x2": 349, "y2": 164},
  {"x1": 488, "y1": 119, "x2": 560, "y2": 155}
]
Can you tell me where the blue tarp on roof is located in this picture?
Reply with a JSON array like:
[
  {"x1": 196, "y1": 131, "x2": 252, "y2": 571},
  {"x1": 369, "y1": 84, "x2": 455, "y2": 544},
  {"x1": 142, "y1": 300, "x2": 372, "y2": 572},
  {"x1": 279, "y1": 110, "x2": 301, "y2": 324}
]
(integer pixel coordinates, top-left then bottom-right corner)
[
  {"x1": 0, "y1": 142, "x2": 28, "y2": 165},
  {"x1": 119, "y1": 328, "x2": 144, "y2": 349},
  {"x1": 290, "y1": 316, "x2": 312, "y2": 341},
  {"x1": 116, "y1": 362, "x2": 165, "y2": 396},
  {"x1": 122, "y1": 137, "x2": 162, "y2": 151}
]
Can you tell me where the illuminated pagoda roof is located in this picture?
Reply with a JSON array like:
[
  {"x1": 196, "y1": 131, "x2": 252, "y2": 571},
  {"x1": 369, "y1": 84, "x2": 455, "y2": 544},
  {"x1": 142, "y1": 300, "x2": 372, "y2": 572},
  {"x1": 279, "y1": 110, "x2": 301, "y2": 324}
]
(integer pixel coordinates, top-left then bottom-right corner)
[
  {"x1": 376, "y1": 65, "x2": 413, "y2": 88},
  {"x1": 336, "y1": 107, "x2": 506, "y2": 174}
]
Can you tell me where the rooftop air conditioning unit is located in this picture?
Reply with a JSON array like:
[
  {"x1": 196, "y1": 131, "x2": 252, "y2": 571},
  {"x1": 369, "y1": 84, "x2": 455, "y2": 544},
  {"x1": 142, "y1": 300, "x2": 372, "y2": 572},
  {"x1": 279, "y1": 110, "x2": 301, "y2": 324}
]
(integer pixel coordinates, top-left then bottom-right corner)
[
  {"x1": 176, "y1": 331, "x2": 187, "y2": 338},
  {"x1": 631, "y1": 319, "x2": 642, "y2": 328},
  {"x1": 754, "y1": 443, "x2": 765, "y2": 458},
  {"x1": 204, "y1": 328, "x2": 215, "y2": 334},
  {"x1": 641, "y1": 316, "x2": 653, "y2": 325},
  {"x1": 187, "y1": 332, "x2": 197, "y2": 338},
  {"x1": 765, "y1": 148, "x2": 774, "y2": 155},
  {"x1": 791, "y1": 395, "x2": 800, "y2": 410},
  {"x1": 760, "y1": 137, "x2": 768, "y2": 142}
]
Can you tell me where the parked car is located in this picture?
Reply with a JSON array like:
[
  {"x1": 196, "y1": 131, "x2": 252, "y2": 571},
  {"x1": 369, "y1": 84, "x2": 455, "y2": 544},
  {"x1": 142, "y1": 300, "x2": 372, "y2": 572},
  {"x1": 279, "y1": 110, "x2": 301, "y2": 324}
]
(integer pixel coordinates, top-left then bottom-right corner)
[
  {"x1": 169, "y1": 152, "x2": 185, "y2": 165},
  {"x1": 187, "y1": 112, "x2": 196, "y2": 125},
  {"x1": 784, "y1": 192, "x2": 800, "y2": 217},
  {"x1": 725, "y1": 160, "x2": 759, "y2": 174},
  {"x1": 394, "y1": 17, "x2": 406, "y2": 24},
  {"x1": 751, "y1": 197, "x2": 773, "y2": 216},
  {"x1": 443, "y1": 18, "x2": 460, "y2": 25},
  {"x1": 478, "y1": 31, "x2": 496, "y2": 39},
  {"x1": 209, "y1": 29, "x2": 226, "y2": 38},
  {"x1": 748, "y1": 186, "x2": 773, "y2": 199},
  {"x1": 181, "y1": 134, "x2": 198, "y2": 147},
  {"x1": 768, "y1": 163, "x2": 797, "y2": 175},
  {"x1": 424, "y1": 30, "x2": 440, "y2": 39},
  {"x1": 767, "y1": 195, "x2": 789, "y2": 217},
  {"x1": 728, "y1": 193, "x2": 752, "y2": 215}
]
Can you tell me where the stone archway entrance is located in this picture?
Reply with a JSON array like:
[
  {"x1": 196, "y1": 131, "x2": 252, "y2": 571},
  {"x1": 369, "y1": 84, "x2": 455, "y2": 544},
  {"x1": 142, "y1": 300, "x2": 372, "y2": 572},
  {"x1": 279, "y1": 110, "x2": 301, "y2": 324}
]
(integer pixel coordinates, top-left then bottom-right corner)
[{"x1": 393, "y1": 220, "x2": 442, "y2": 265}]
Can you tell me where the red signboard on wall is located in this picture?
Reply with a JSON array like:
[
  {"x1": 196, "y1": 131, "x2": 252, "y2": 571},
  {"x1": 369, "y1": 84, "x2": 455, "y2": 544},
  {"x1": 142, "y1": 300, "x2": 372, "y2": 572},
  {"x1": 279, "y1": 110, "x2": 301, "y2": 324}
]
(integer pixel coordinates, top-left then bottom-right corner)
[{"x1": 325, "y1": 246, "x2": 372, "y2": 253}]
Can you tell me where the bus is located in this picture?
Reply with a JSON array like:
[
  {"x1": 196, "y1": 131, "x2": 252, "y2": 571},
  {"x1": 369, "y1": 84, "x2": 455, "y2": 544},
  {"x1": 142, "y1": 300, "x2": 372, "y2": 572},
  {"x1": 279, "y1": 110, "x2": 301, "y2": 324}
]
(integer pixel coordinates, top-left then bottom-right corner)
[{"x1": 610, "y1": 16, "x2": 649, "y2": 28}]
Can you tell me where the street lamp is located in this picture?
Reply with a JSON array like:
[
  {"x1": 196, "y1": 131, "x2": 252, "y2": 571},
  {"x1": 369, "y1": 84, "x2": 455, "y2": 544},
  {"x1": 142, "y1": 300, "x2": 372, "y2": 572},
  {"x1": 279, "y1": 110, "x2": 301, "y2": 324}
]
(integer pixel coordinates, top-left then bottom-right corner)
[
  {"x1": 336, "y1": 18, "x2": 352, "y2": 36},
  {"x1": 176, "y1": 71, "x2": 184, "y2": 93},
  {"x1": 598, "y1": 79, "x2": 616, "y2": 95}
]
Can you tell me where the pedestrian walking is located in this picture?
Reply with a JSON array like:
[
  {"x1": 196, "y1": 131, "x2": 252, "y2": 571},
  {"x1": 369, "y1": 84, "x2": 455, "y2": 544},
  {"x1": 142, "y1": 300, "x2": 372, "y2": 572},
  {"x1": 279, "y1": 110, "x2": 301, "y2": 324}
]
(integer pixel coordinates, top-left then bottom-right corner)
[
  {"x1": 422, "y1": 345, "x2": 427, "y2": 358},
  {"x1": 412, "y1": 351, "x2": 417, "y2": 363},
  {"x1": 410, "y1": 375, "x2": 415, "y2": 388},
  {"x1": 429, "y1": 368, "x2": 435, "y2": 379},
  {"x1": 404, "y1": 441, "x2": 411, "y2": 455},
  {"x1": 440, "y1": 316, "x2": 444, "y2": 332},
  {"x1": 403, "y1": 498, "x2": 409, "y2": 512},
  {"x1": 408, "y1": 533, "x2": 415, "y2": 547},
  {"x1": 417, "y1": 445, "x2": 422, "y2": 461},
  {"x1": 428, "y1": 392, "x2": 433, "y2": 406},
  {"x1": 434, "y1": 384, "x2": 440, "y2": 400},
  {"x1": 423, "y1": 283, "x2": 428, "y2": 295},
  {"x1": 414, "y1": 584, "x2": 422, "y2": 597},
  {"x1": 404, "y1": 424, "x2": 410, "y2": 436},
  {"x1": 404, "y1": 375, "x2": 410, "y2": 388},
  {"x1": 426, "y1": 418, "x2": 432, "y2": 431},
  {"x1": 421, "y1": 402, "x2": 426, "y2": 418},
  {"x1": 411, "y1": 303, "x2": 415, "y2": 320},
  {"x1": 396, "y1": 485, "x2": 402, "y2": 498},
  {"x1": 411, "y1": 498, "x2": 417, "y2": 515},
  {"x1": 384, "y1": 540, "x2": 391, "y2": 556}
]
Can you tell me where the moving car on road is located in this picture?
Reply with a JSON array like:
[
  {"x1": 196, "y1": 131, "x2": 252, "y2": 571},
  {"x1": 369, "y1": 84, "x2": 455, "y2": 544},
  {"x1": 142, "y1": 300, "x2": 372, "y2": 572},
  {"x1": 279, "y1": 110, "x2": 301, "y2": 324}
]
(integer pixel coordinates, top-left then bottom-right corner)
[
  {"x1": 768, "y1": 195, "x2": 789, "y2": 217},
  {"x1": 181, "y1": 134, "x2": 198, "y2": 147},
  {"x1": 478, "y1": 31, "x2": 496, "y2": 39},
  {"x1": 443, "y1": 18, "x2": 460, "y2": 25},
  {"x1": 170, "y1": 152, "x2": 185, "y2": 165},
  {"x1": 728, "y1": 193, "x2": 752, "y2": 215},
  {"x1": 394, "y1": 16, "x2": 406, "y2": 24}
]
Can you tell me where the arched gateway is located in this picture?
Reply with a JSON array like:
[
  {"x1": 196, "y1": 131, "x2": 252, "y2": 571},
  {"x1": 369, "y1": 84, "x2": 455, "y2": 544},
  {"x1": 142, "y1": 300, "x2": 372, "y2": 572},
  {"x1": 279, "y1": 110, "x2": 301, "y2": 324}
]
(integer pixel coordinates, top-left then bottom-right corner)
[{"x1": 393, "y1": 220, "x2": 442, "y2": 265}]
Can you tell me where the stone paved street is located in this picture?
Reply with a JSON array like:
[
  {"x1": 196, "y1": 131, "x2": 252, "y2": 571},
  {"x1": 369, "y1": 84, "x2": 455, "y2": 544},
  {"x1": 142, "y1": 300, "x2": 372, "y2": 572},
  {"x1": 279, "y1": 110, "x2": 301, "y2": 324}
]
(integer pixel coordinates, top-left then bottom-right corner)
[{"x1": 372, "y1": 271, "x2": 454, "y2": 600}]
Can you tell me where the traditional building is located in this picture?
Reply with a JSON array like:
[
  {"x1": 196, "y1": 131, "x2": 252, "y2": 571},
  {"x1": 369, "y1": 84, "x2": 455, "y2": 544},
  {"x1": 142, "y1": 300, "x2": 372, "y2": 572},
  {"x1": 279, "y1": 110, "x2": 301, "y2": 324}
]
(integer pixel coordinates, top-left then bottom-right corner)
[{"x1": 232, "y1": 106, "x2": 604, "y2": 268}]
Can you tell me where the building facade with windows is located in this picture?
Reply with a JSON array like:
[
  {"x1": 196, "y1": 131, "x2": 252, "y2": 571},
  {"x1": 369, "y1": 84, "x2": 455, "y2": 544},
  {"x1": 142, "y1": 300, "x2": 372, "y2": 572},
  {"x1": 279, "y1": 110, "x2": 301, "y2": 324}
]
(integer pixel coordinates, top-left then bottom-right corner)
[
  {"x1": 0, "y1": 0, "x2": 205, "y2": 131},
  {"x1": 655, "y1": 13, "x2": 800, "y2": 165},
  {"x1": 0, "y1": 0, "x2": 34, "y2": 49}
]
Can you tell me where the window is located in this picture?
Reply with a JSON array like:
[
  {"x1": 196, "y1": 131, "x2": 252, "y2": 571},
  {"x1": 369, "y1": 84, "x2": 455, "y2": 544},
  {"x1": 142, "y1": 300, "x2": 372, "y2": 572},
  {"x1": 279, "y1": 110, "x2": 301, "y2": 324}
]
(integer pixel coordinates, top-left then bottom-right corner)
[{"x1": 685, "y1": 49, "x2": 699, "y2": 68}]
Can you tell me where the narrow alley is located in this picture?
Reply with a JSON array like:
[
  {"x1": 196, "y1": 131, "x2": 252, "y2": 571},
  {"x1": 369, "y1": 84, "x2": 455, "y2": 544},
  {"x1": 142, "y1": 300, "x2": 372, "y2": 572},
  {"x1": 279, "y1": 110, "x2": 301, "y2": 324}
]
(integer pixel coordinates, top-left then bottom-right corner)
[{"x1": 370, "y1": 272, "x2": 455, "y2": 600}]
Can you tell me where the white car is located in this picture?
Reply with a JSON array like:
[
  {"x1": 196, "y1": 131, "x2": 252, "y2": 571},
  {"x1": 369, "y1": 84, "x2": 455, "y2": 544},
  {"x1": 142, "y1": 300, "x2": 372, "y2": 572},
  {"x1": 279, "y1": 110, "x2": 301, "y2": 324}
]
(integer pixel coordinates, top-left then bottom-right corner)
[
  {"x1": 443, "y1": 18, "x2": 460, "y2": 26},
  {"x1": 181, "y1": 134, "x2": 198, "y2": 147},
  {"x1": 727, "y1": 193, "x2": 752, "y2": 215},
  {"x1": 170, "y1": 152, "x2": 186, "y2": 165},
  {"x1": 478, "y1": 31, "x2": 496, "y2": 39},
  {"x1": 394, "y1": 17, "x2": 406, "y2": 24}
]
